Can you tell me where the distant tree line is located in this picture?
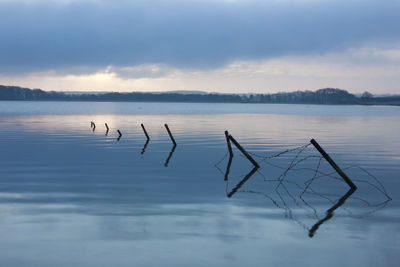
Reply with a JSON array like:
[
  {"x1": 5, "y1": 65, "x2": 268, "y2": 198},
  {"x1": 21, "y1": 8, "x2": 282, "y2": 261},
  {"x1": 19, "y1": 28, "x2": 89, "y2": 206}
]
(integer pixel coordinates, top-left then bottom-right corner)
[{"x1": 1, "y1": 85, "x2": 399, "y2": 105}]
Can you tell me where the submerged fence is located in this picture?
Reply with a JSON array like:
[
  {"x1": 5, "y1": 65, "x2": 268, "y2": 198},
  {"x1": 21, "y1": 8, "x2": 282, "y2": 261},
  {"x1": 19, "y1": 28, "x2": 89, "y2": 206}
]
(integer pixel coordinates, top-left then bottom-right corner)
[
  {"x1": 216, "y1": 131, "x2": 391, "y2": 238},
  {"x1": 89, "y1": 120, "x2": 392, "y2": 237}
]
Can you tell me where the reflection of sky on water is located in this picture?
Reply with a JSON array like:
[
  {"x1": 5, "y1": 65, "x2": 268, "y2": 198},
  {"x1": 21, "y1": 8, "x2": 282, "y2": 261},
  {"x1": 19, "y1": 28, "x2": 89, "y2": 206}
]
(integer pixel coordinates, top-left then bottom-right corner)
[
  {"x1": 0, "y1": 103, "x2": 399, "y2": 266},
  {"x1": 1, "y1": 101, "x2": 400, "y2": 116}
]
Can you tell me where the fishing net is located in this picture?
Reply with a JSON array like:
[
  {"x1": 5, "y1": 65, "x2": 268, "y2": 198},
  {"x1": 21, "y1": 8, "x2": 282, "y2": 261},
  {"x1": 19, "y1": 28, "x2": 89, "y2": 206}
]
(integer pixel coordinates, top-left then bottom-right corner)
[{"x1": 215, "y1": 138, "x2": 392, "y2": 237}]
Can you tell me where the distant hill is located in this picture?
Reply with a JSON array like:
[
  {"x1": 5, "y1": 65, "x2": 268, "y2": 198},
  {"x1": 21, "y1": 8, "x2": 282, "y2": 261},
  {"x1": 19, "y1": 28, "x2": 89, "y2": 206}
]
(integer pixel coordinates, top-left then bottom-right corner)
[{"x1": 1, "y1": 85, "x2": 399, "y2": 105}]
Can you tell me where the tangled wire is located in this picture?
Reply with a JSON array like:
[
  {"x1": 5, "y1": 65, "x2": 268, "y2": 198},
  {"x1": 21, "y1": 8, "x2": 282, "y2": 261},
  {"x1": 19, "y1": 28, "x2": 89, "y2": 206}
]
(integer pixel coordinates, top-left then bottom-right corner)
[{"x1": 215, "y1": 140, "x2": 392, "y2": 237}]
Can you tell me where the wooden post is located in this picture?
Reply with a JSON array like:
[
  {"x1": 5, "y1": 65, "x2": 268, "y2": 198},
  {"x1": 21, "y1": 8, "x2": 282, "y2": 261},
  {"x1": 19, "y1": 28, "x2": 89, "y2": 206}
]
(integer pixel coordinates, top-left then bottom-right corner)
[
  {"x1": 105, "y1": 123, "x2": 109, "y2": 135},
  {"x1": 117, "y1": 129, "x2": 122, "y2": 141},
  {"x1": 92, "y1": 122, "x2": 96, "y2": 131},
  {"x1": 228, "y1": 135, "x2": 260, "y2": 168},
  {"x1": 165, "y1": 124, "x2": 176, "y2": 146},
  {"x1": 141, "y1": 124, "x2": 150, "y2": 141},
  {"x1": 225, "y1": 131, "x2": 233, "y2": 157},
  {"x1": 310, "y1": 139, "x2": 357, "y2": 189}
]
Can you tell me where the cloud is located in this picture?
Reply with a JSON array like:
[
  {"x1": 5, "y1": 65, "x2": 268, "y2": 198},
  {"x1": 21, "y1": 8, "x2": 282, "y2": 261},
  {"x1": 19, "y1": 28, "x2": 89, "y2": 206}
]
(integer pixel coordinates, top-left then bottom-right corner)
[
  {"x1": 0, "y1": 0, "x2": 399, "y2": 74},
  {"x1": 108, "y1": 64, "x2": 172, "y2": 79},
  {"x1": 2, "y1": 45, "x2": 399, "y2": 94}
]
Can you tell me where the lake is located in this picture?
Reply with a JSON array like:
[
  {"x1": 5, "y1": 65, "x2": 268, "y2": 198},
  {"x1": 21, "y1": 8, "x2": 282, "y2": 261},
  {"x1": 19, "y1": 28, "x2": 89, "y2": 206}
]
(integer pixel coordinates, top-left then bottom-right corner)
[{"x1": 0, "y1": 101, "x2": 399, "y2": 267}]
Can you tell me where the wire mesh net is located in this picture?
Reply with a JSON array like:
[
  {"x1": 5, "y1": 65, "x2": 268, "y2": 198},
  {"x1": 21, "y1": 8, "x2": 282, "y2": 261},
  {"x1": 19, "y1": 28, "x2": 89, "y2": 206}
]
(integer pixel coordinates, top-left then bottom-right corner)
[{"x1": 215, "y1": 139, "x2": 392, "y2": 237}]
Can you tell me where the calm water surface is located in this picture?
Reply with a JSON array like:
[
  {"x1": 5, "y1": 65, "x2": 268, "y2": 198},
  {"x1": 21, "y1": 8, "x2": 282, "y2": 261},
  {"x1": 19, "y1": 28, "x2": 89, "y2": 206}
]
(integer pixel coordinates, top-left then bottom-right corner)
[{"x1": 0, "y1": 101, "x2": 399, "y2": 267}]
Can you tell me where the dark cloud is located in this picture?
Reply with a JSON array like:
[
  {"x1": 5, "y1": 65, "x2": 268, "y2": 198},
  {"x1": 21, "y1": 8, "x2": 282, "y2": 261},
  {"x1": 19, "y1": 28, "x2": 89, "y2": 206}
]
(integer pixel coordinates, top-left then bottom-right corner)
[{"x1": 0, "y1": 0, "x2": 399, "y2": 74}]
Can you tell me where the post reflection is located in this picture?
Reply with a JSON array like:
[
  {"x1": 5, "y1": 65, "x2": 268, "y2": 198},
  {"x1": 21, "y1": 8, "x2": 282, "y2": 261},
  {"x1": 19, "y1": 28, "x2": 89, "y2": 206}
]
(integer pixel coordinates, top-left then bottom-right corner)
[
  {"x1": 164, "y1": 144, "x2": 176, "y2": 167},
  {"x1": 224, "y1": 153, "x2": 233, "y2": 181},
  {"x1": 141, "y1": 139, "x2": 149, "y2": 155},
  {"x1": 226, "y1": 166, "x2": 259, "y2": 198},
  {"x1": 308, "y1": 187, "x2": 356, "y2": 237}
]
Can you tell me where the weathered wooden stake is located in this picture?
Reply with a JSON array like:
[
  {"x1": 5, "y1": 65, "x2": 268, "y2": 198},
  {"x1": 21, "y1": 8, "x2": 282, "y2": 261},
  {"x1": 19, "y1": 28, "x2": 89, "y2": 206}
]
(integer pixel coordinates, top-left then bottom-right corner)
[
  {"x1": 105, "y1": 123, "x2": 109, "y2": 135},
  {"x1": 228, "y1": 135, "x2": 260, "y2": 168},
  {"x1": 310, "y1": 139, "x2": 357, "y2": 189},
  {"x1": 164, "y1": 124, "x2": 176, "y2": 146},
  {"x1": 141, "y1": 124, "x2": 150, "y2": 141},
  {"x1": 225, "y1": 130, "x2": 233, "y2": 157},
  {"x1": 117, "y1": 129, "x2": 122, "y2": 141}
]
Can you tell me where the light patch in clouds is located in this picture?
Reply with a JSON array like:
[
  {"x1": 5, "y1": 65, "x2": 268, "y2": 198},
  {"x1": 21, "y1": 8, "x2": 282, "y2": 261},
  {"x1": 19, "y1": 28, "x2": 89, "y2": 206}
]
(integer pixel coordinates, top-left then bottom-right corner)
[
  {"x1": 110, "y1": 65, "x2": 172, "y2": 79},
  {"x1": 2, "y1": 46, "x2": 399, "y2": 94}
]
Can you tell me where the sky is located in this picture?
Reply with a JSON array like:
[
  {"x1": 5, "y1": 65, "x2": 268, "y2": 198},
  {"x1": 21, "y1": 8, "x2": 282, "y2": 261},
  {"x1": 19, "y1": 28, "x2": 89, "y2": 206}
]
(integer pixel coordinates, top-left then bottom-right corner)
[{"x1": 0, "y1": 0, "x2": 399, "y2": 94}]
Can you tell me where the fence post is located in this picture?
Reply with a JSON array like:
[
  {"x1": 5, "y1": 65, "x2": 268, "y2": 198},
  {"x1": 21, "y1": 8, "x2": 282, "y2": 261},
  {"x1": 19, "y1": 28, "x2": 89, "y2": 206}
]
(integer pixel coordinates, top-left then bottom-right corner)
[
  {"x1": 165, "y1": 124, "x2": 176, "y2": 146},
  {"x1": 228, "y1": 135, "x2": 260, "y2": 168},
  {"x1": 141, "y1": 124, "x2": 150, "y2": 141},
  {"x1": 310, "y1": 139, "x2": 357, "y2": 189}
]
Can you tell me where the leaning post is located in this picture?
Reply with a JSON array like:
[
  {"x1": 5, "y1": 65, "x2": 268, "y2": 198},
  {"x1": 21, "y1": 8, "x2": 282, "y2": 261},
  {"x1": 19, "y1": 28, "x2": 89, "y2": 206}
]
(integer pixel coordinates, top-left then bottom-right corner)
[
  {"x1": 117, "y1": 129, "x2": 122, "y2": 141},
  {"x1": 228, "y1": 135, "x2": 260, "y2": 168},
  {"x1": 164, "y1": 124, "x2": 176, "y2": 146},
  {"x1": 225, "y1": 131, "x2": 233, "y2": 157},
  {"x1": 141, "y1": 124, "x2": 150, "y2": 141},
  {"x1": 310, "y1": 139, "x2": 357, "y2": 189},
  {"x1": 105, "y1": 123, "x2": 109, "y2": 135}
]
